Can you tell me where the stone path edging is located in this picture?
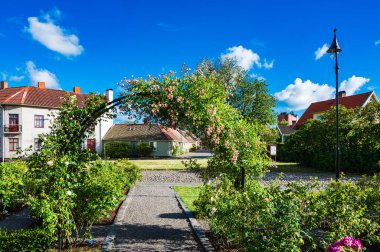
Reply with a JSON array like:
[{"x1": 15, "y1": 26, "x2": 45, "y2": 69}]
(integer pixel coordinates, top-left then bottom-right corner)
[
  {"x1": 101, "y1": 186, "x2": 135, "y2": 252},
  {"x1": 174, "y1": 191, "x2": 215, "y2": 252}
]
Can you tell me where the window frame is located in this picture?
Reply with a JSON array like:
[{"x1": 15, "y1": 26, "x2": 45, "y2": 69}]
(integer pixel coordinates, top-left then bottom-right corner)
[
  {"x1": 149, "y1": 141, "x2": 157, "y2": 151},
  {"x1": 34, "y1": 115, "x2": 44, "y2": 128},
  {"x1": 9, "y1": 138, "x2": 19, "y2": 152}
]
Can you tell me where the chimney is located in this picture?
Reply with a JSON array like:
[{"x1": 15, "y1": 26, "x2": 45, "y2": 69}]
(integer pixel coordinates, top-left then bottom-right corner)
[
  {"x1": 143, "y1": 117, "x2": 149, "y2": 125},
  {"x1": 105, "y1": 89, "x2": 113, "y2": 101},
  {"x1": 1, "y1": 81, "x2": 8, "y2": 89},
  {"x1": 73, "y1": 86, "x2": 81, "y2": 94},
  {"x1": 38, "y1": 82, "x2": 45, "y2": 89},
  {"x1": 338, "y1": 91, "x2": 346, "y2": 98}
]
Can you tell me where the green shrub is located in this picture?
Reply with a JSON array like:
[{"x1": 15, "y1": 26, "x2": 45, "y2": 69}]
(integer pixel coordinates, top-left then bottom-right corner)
[
  {"x1": 0, "y1": 227, "x2": 54, "y2": 252},
  {"x1": 0, "y1": 161, "x2": 27, "y2": 210},
  {"x1": 73, "y1": 159, "x2": 141, "y2": 237},
  {"x1": 104, "y1": 142, "x2": 131, "y2": 158},
  {"x1": 136, "y1": 143, "x2": 153, "y2": 157},
  {"x1": 195, "y1": 175, "x2": 380, "y2": 251}
]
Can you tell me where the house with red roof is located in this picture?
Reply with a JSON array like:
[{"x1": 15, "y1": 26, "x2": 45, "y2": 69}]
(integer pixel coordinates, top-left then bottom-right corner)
[
  {"x1": 294, "y1": 91, "x2": 378, "y2": 129},
  {"x1": 0, "y1": 81, "x2": 113, "y2": 159},
  {"x1": 102, "y1": 122, "x2": 197, "y2": 157}
]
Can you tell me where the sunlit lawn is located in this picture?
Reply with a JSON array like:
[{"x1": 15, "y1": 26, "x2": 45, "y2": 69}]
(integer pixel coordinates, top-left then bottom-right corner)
[
  {"x1": 172, "y1": 186, "x2": 201, "y2": 215},
  {"x1": 129, "y1": 158, "x2": 209, "y2": 170},
  {"x1": 270, "y1": 161, "x2": 326, "y2": 173}
]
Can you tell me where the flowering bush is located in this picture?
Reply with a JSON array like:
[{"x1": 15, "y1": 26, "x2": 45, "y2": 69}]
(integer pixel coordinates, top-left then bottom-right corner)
[
  {"x1": 195, "y1": 176, "x2": 380, "y2": 251},
  {"x1": 327, "y1": 236, "x2": 364, "y2": 252}
]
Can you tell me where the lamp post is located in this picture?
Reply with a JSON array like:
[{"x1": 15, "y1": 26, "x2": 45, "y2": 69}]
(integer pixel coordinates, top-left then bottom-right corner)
[{"x1": 326, "y1": 28, "x2": 342, "y2": 181}]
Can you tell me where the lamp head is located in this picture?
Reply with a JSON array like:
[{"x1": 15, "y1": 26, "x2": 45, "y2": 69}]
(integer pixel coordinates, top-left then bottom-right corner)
[{"x1": 327, "y1": 28, "x2": 342, "y2": 54}]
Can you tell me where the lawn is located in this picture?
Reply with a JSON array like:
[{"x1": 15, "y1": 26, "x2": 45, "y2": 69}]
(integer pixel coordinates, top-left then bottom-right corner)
[
  {"x1": 269, "y1": 161, "x2": 324, "y2": 173},
  {"x1": 129, "y1": 158, "x2": 209, "y2": 170},
  {"x1": 172, "y1": 186, "x2": 201, "y2": 215}
]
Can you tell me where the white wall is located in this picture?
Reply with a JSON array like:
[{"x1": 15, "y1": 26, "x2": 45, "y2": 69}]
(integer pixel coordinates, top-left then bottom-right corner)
[{"x1": 0, "y1": 104, "x2": 112, "y2": 159}]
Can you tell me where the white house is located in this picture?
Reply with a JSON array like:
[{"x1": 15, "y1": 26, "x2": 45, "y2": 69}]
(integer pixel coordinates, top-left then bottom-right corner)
[{"x1": 0, "y1": 81, "x2": 113, "y2": 159}]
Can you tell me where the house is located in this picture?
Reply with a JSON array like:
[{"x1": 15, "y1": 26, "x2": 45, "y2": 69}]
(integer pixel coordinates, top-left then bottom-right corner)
[
  {"x1": 0, "y1": 81, "x2": 113, "y2": 159},
  {"x1": 277, "y1": 124, "x2": 296, "y2": 143},
  {"x1": 276, "y1": 112, "x2": 298, "y2": 142},
  {"x1": 102, "y1": 123, "x2": 197, "y2": 157},
  {"x1": 294, "y1": 91, "x2": 378, "y2": 129}
]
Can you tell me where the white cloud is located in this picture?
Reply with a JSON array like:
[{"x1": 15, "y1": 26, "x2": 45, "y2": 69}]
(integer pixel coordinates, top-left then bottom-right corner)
[
  {"x1": 339, "y1": 75, "x2": 370, "y2": 95},
  {"x1": 26, "y1": 61, "x2": 60, "y2": 89},
  {"x1": 375, "y1": 40, "x2": 380, "y2": 46},
  {"x1": 221, "y1": 45, "x2": 274, "y2": 71},
  {"x1": 263, "y1": 59, "x2": 274, "y2": 69},
  {"x1": 26, "y1": 11, "x2": 84, "y2": 57},
  {"x1": 275, "y1": 75, "x2": 371, "y2": 111},
  {"x1": 315, "y1": 43, "x2": 328, "y2": 60},
  {"x1": 275, "y1": 78, "x2": 335, "y2": 111},
  {"x1": 9, "y1": 75, "x2": 25, "y2": 82}
]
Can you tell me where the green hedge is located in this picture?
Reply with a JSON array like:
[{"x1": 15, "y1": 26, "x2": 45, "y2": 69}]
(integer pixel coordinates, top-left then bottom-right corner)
[
  {"x1": 104, "y1": 142, "x2": 131, "y2": 158},
  {"x1": 0, "y1": 161, "x2": 27, "y2": 210},
  {"x1": 281, "y1": 104, "x2": 380, "y2": 173},
  {"x1": 0, "y1": 228, "x2": 54, "y2": 252},
  {"x1": 136, "y1": 143, "x2": 153, "y2": 157}
]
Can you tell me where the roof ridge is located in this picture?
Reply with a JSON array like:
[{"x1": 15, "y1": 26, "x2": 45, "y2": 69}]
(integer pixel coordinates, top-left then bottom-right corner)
[{"x1": 21, "y1": 86, "x2": 30, "y2": 104}]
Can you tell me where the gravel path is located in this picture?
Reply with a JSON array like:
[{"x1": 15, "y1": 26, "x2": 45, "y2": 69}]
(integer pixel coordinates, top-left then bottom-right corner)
[
  {"x1": 0, "y1": 206, "x2": 36, "y2": 230},
  {"x1": 112, "y1": 179, "x2": 204, "y2": 251}
]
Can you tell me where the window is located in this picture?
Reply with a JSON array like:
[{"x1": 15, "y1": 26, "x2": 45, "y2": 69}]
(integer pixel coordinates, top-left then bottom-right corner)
[
  {"x1": 34, "y1": 115, "x2": 44, "y2": 128},
  {"x1": 150, "y1": 141, "x2": 157, "y2": 151},
  {"x1": 34, "y1": 138, "x2": 41, "y2": 151},
  {"x1": 9, "y1": 114, "x2": 19, "y2": 132},
  {"x1": 9, "y1": 138, "x2": 19, "y2": 151}
]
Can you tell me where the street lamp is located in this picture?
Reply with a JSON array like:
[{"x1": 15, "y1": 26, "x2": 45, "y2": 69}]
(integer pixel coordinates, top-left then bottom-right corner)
[{"x1": 326, "y1": 28, "x2": 342, "y2": 181}]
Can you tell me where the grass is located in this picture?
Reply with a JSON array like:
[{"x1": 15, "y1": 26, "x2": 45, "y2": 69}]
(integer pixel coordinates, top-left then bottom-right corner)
[
  {"x1": 172, "y1": 186, "x2": 201, "y2": 215},
  {"x1": 270, "y1": 161, "x2": 326, "y2": 173},
  {"x1": 129, "y1": 158, "x2": 209, "y2": 170}
]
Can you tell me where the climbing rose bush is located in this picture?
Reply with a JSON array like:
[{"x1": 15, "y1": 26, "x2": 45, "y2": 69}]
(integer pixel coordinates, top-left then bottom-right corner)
[{"x1": 118, "y1": 67, "x2": 270, "y2": 185}]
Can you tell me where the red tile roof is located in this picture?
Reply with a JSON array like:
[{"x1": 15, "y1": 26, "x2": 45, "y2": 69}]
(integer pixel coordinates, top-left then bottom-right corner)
[
  {"x1": 294, "y1": 92, "x2": 374, "y2": 128},
  {"x1": 0, "y1": 86, "x2": 90, "y2": 108}
]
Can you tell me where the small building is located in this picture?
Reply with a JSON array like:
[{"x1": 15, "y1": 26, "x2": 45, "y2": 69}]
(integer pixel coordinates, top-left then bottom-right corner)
[
  {"x1": 294, "y1": 91, "x2": 378, "y2": 129},
  {"x1": 102, "y1": 123, "x2": 196, "y2": 157},
  {"x1": 276, "y1": 112, "x2": 298, "y2": 142},
  {"x1": 277, "y1": 124, "x2": 296, "y2": 143},
  {"x1": 277, "y1": 112, "x2": 298, "y2": 126}
]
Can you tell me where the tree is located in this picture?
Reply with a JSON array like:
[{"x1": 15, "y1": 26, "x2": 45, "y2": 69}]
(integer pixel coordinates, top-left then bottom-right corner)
[{"x1": 197, "y1": 58, "x2": 277, "y2": 126}]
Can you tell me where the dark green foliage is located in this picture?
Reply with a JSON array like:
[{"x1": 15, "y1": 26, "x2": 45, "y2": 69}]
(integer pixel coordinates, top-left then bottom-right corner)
[
  {"x1": 136, "y1": 143, "x2": 153, "y2": 157},
  {"x1": 0, "y1": 228, "x2": 54, "y2": 252},
  {"x1": 282, "y1": 103, "x2": 380, "y2": 173},
  {"x1": 104, "y1": 142, "x2": 131, "y2": 158}
]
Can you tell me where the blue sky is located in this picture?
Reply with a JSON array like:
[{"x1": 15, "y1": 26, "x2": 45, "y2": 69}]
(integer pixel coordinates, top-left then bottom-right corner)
[{"x1": 0, "y1": 0, "x2": 379, "y2": 118}]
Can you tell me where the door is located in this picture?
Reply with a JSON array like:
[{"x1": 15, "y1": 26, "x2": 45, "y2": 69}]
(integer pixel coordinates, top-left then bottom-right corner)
[
  {"x1": 9, "y1": 114, "x2": 19, "y2": 132},
  {"x1": 87, "y1": 139, "x2": 96, "y2": 152}
]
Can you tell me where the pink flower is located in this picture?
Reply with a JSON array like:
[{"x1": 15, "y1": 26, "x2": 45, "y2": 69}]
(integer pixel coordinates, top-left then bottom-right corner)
[{"x1": 231, "y1": 151, "x2": 239, "y2": 164}]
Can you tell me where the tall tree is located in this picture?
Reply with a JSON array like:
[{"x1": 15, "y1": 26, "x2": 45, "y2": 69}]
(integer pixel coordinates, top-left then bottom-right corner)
[{"x1": 197, "y1": 58, "x2": 277, "y2": 126}]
